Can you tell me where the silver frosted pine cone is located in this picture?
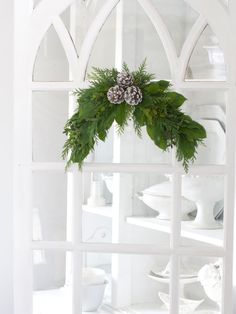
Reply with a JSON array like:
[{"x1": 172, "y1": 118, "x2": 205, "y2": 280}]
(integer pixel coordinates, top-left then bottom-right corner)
[
  {"x1": 107, "y1": 85, "x2": 125, "y2": 104},
  {"x1": 117, "y1": 71, "x2": 134, "y2": 88},
  {"x1": 124, "y1": 86, "x2": 143, "y2": 106}
]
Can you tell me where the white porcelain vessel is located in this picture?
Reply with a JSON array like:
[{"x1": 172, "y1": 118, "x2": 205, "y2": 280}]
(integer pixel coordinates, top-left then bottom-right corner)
[
  {"x1": 136, "y1": 181, "x2": 195, "y2": 220},
  {"x1": 82, "y1": 281, "x2": 108, "y2": 312},
  {"x1": 82, "y1": 268, "x2": 108, "y2": 312},
  {"x1": 194, "y1": 119, "x2": 225, "y2": 165},
  {"x1": 82, "y1": 267, "x2": 106, "y2": 285},
  {"x1": 87, "y1": 180, "x2": 106, "y2": 206},
  {"x1": 136, "y1": 193, "x2": 195, "y2": 220},
  {"x1": 198, "y1": 260, "x2": 222, "y2": 310},
  {"x1": 102, "y1": 174, "x2": 113, "y2": 194},
  {"x1": 182, "y1": 176, "x2": 224, "y2": 229}
]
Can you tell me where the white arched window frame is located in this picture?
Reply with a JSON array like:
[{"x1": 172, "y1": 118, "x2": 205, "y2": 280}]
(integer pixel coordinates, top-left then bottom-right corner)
[{"x1": 13, "y1": 1, "x2": 236, "y2": 314}]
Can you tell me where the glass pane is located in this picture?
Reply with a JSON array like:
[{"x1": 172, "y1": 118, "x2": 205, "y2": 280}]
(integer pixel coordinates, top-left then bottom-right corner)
[
  {"x1": 182, "y1": 90, "x2": 226, "y2": 165},
  {"x1": 62, "y1": 0, "x2": 171, "y2": 80},
  {"x1": 32, "y1": 171, "x2": 68, "y2": 241},
  {"x1": 82, "y1": 172, "x2": 173, "y2": 246},
  {"x1": 123, "y1": 0, "x2": 171, "y2": 79},
  {"x1": 33, "y1": 251, "x2": 72, "y2": 314},
  {"x1": 86, "y1": 5, "x2": 116, "y2": 76},
  {"x1": 83, "y1": 123, "x2": 172, "y2": 164},
  {"x1": 185, "y1": 25, "x2": 226, "y2": 81},
  {"x1": 82, "y1": 252, "x2": 170, "y2": 313},
  {"x1": 150, "y1": 0, "x2": 199, "y2": 56},
  {"x1": 32, "y1": 92, "x2": 69, "y2": 162},
  {"x1": 179, "y1": 256, "x2": 223, "y2": 313},
  {"x1": 33, "y1": 25, "x2": 70, "y2": 81},
  {"x1": 60, "y1": 0, "x2": 108, "y2": 58},
  {"x1": 181, "y1": 175, "x2": 225, "y2": 247}
]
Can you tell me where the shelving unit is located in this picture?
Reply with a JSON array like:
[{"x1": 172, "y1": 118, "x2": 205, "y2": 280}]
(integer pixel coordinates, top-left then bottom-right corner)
[
  {"x1": 16, "y1": 1, "x2": 235, "y2": 314},
  {"x1": 82, "y1": 205, "x2": 223, "y2": 247}
]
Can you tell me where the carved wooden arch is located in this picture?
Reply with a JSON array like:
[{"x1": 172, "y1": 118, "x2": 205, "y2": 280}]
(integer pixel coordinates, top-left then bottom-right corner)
[{"x1": 30, "y1": 0, "x2": 230, "y2": 83}]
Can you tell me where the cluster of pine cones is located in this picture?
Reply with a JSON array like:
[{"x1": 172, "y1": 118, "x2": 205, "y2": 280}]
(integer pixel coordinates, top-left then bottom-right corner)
[{"x1": 107, "y1": 71, "x2": 143, "y2": 106}]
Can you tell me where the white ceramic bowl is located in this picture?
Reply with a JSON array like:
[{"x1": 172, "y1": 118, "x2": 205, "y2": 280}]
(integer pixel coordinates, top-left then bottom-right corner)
[
  {"x1": 136, "y1": 192, "x2": 195, "y2": 220},
  {"x1": 82, "y1": 280, "x2": 108, "y2": 312},
  {"x1": 82, "y1": 267, "x2": 106, "y2": 285},
  {"x1": 159, "y1": 292, "x2": 203, "y2": 314},
  {"x1": 182, "y1": 176, "x2": 224, "y2": 203},
  {"x1": 182, "y1": 176, "x2": 224, "y2": 229}
]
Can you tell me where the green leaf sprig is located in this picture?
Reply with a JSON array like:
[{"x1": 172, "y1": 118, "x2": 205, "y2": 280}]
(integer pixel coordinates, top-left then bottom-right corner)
[{"x1": 62, "y1": 61, "x2": 206, "y2": 171}]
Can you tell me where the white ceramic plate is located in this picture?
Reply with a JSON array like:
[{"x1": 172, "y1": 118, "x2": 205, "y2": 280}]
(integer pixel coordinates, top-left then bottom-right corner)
[
  {"x1": 151, "y1": 263, "x2": 199, "y2": 278},
  {"x1": 148, "y1": 271, "x2": 198, "y2": 284}
]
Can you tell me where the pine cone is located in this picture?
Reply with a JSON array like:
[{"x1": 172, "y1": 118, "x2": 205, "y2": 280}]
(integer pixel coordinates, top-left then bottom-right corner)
[
  {"x1": 124, "y1": 86, "x2": 143, "y2": 106},
  {"x1": 117, "y1": 71, "x2": 134, "y2": 88},
  {"x1": 107, "y1": 85, "x2": 125, "y2": 104}
]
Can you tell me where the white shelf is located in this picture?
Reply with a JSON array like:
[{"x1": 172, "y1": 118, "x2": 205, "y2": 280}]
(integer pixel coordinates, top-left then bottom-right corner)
[
  {"x1": 82, "y1": 204, "x2": 112, "y2": 218},
  {"x1": 33, "y1": 288, "x2": 167, "y2": 314},
  {"x1": 126, "y1": 217, "x2": 223, "y2": 247},
  {"x1": 102, "y1": 303, "x2": 168, "y2": 314}
]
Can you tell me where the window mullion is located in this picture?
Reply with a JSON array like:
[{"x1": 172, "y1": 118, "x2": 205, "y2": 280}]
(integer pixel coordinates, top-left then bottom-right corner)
[
  {"x1": 169, "y1": 170, "x2": 182, "y2": 314},
  {"x1": 71, "y1": 170, "x2": 83, "y2": 314}
]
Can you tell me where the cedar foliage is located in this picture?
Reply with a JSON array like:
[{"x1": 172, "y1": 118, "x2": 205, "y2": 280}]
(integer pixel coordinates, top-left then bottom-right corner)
[{"x1": 62, "y1": 62, "x2": 206, "y2": 171}]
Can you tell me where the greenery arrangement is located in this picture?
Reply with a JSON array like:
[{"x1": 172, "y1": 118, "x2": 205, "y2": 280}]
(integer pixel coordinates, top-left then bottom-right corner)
[{"x1": 62, "y1": 61, "x2": 206, "y2": 171}]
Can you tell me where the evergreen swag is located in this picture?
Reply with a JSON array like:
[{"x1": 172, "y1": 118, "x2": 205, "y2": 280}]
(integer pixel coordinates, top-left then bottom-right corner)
[{"x1": 62, "y1": 61, "x2": 206, "y2": 171}]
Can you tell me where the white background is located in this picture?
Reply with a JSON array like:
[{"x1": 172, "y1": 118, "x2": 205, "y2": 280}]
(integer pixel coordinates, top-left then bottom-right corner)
[{"x1": 0, "y1": 1, "x2": 14, "y2": 314}]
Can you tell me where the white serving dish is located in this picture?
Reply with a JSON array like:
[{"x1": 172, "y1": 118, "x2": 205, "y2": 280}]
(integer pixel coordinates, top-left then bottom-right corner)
[
  {"x1": 136, "y1": 193, "x2": 195, "y2": 220},
  {"x1": 159, "y1": 292, "x2": 204, "y2": 314},
  {"x1": 82, "y1": 280, "x2": 108, "y2": 312},
  {"x1": 136, "y1": 181, "x2": 195, "y2": 220}
]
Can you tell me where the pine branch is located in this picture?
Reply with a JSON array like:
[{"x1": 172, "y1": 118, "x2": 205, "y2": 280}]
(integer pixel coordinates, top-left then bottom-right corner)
[{"x1": 62, "y1": 62, "x2": 206, "y2": 172}]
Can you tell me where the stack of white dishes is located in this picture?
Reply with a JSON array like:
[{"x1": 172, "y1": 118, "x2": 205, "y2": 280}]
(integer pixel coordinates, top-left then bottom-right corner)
[
  {"x1": 148, "y1": 261, "x2": 198, "y2": 285},
  {"x1": 82, "y1": 268, "x2": 108, "y2": 312},
  {"x1": 149, "y1": 260, "x2": 203, "y2": 311}
]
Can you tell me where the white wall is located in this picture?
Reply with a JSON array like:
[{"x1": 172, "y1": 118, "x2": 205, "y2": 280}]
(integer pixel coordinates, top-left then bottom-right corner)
[{"x1": 0, "y1": 1, "x2": 14, "y2": 314}]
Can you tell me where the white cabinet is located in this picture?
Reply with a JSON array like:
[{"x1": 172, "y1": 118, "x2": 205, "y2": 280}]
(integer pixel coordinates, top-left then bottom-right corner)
[{"x1": 14, "y1": 1, "x2": 236, "y2": 314}]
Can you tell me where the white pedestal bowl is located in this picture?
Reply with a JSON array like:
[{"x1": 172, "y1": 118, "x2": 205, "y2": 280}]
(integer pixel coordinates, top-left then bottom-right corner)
[{"x1": 182, "y1": 176, "x2": 224, "y2": 229}]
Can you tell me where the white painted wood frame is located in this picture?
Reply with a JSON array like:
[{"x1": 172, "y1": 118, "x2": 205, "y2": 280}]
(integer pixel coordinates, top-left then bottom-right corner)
[{"x1": 13, "y1": 1, "x2": 236, "y2": 314}]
